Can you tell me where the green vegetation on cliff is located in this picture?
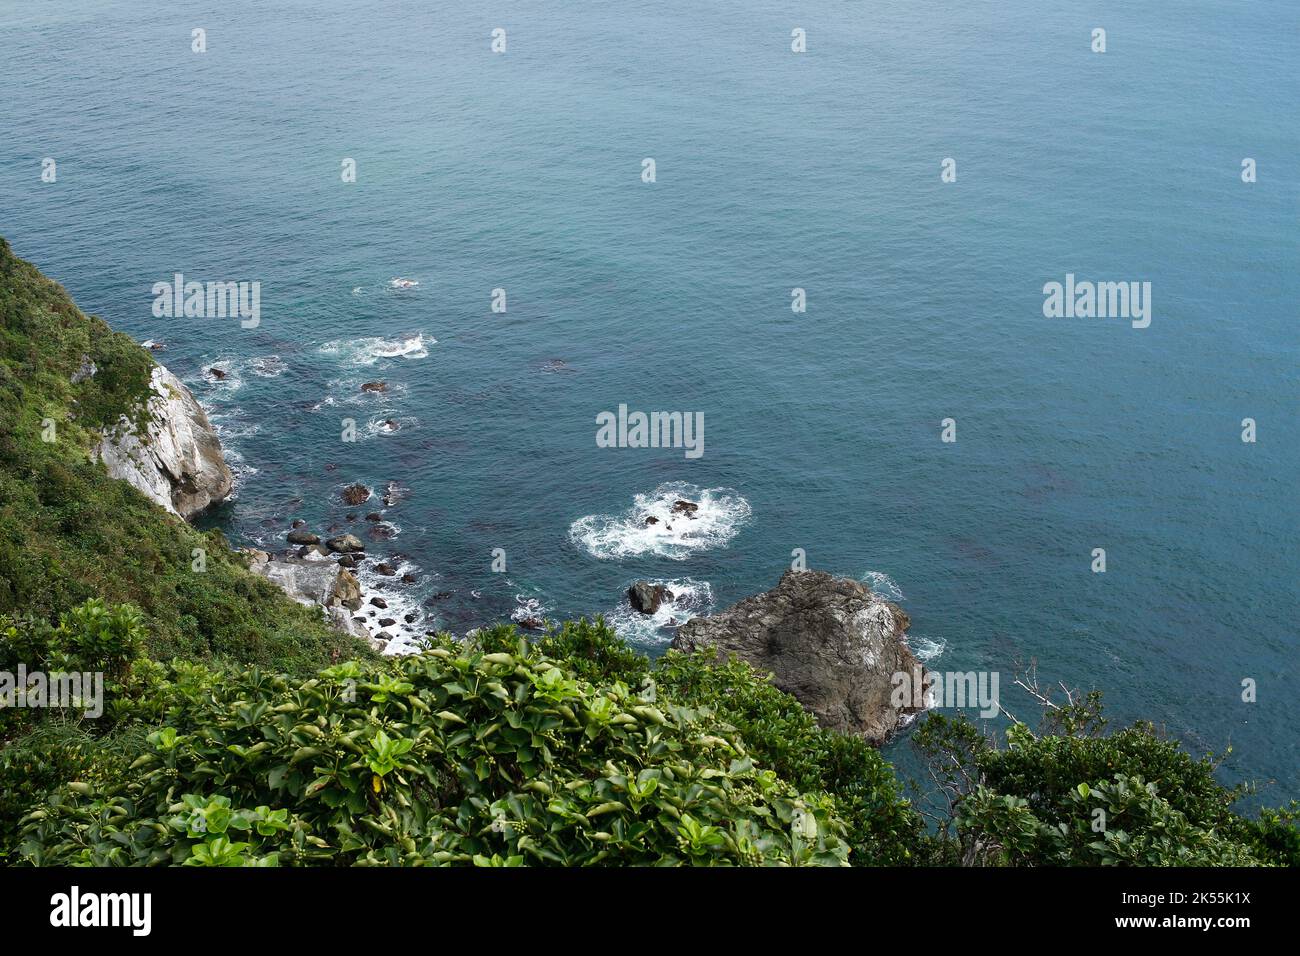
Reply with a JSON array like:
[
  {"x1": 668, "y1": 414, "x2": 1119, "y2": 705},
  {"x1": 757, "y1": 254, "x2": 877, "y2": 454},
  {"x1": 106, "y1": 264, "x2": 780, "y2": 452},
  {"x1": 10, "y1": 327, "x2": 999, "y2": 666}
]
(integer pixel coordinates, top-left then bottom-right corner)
[{"x1": 0, "y1": 237, "x2": 364, "y2": 671}]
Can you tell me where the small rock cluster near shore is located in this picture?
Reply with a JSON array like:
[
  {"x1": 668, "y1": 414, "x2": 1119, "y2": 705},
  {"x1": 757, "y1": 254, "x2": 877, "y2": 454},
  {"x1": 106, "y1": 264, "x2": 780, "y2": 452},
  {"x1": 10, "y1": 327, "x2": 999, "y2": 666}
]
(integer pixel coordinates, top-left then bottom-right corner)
[{"x1": 240, "y1": 479, "x2": 427, "y2": 653}]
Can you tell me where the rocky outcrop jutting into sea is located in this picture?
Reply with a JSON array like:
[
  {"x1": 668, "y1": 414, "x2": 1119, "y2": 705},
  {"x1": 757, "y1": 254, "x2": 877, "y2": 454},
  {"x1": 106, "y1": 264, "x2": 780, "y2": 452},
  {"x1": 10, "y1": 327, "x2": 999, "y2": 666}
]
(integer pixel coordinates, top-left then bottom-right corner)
[
  {"x1": 671, "y1": 569, "x2": 925, "y2": 744},
  {"x1": 92, "y1": 364, "x2": 233, "y2": 519}
]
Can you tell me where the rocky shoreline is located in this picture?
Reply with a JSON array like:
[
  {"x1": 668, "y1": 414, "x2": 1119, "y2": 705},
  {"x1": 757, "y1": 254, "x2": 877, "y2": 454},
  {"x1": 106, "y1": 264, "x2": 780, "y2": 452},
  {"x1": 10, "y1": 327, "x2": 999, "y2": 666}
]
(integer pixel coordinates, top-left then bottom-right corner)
[
  {"x1": 238, "y1": 484, "x2": 429, "y2": 654},
  {"x1": 91, "y1": 347, "x2": 924, "y2": 741},
  {"x1": 90, "y1": 351, "x2": 421, "y2": 653}
]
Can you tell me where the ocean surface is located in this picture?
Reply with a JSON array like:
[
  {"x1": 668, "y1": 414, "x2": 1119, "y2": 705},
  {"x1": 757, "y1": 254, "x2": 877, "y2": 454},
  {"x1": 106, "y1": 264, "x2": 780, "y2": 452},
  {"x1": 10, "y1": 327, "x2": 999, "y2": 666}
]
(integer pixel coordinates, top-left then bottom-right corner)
[{"x1": 2, "y1": 1, "x2": 1296, "y2": 802}]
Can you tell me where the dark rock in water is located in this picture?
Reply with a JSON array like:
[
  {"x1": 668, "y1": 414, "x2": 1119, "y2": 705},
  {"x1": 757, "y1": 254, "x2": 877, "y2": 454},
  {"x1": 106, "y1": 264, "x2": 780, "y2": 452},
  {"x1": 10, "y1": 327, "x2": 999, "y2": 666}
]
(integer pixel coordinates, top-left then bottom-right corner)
[
  {"x1": 401, "y1": 573, "x2": 416, "y2": 584},
  {"x1": 361, "y1": 381, "x2": 387, "y2": 393},
  {"x1": 207, "y1": 367, "x2": 227, "y2": 381},
  {"x1": 340, "y1": 482, "x2": 371, "y2": 506},
  {"x1": 517, "y1": 617, "x2": 544, "y2": 630},
  {"x1": 365, "y1": 512, "x2": 382, "y2": 522},
  {"x1": 291, "y1": 518, "x2": 306, "y2": 529},
  {"x1": 337, "y1": 555, "x2": 358, "y2": 569},
  {"x1": 296, "y1": 544, "x2": 330, "y2": 559},
  {"x1": 324, "y1": 463, "x2": 338, "y2": 472},
  {"x1": 345, "y1": 513, "x2": 357, "y2": 521},
  {"x1": 375, "y1": 562, "x2": 396, "y2": 576},
  {"x1": 671, "y1": 500, "x2": 699, "y2": 517},
  {"x1": 286, "y1": 529, "x2": 319, "y2": 545},
  {"x1": 382, "y1": 482, "x2": 404, "y2": 507},
  {"x1": 376, "y1": 631, "x2": 394, "y2": 642},
  {"x1": 404, "y1": 612, "x2": 417, "y2": 623},
  {"x1": 370, "y1": 597, "x2": 388, "y2": 609},
  {"x1": 645, "y1": 516, "x2": 659, "y2": 525},
  {"x1": 368, "y1": 523, "x2": 396, "y2": 540},
  {"x1": 671, "y1": 570, "x2": 924, "y2": 745},
  {"x1": 431, "y1": 591, "x2": 452, "y2": 601},
  {"x1": 628, "y1": 580, "x2": 673, "y2": 615},
  {"x1": 378, "y1": 617, "x2": 397, "y2": 628},
  {"x1": 382, "y1": 419, "x2": 399, "y2": 432},
  {"x1": 325, "y1": 534, "x2": 365, "y2": 554}
]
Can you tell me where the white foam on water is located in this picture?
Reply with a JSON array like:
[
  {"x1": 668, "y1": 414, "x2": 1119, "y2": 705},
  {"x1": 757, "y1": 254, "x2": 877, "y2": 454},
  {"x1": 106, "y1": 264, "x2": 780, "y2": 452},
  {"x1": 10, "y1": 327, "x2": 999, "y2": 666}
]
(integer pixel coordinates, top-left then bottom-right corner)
[
  {"x1": 249, "y1": 355, "x2": 287, "y2": 378},
  {"x1": 319, "y1": 333, "x2": 432, "y2": 367},
  {"x1": 363, "y1": 415, "x2": 417, "y2": 439},
  {"x1": 606, "y1": 577, "x2": 714, "y2": 646},
  {"x1": 352, "y1": 555, "x2": 430, "y2": 655},
  {"x1": 510, "y1": 589, "x2": 553, "y2": 627},
  {"x1": 861, "y1": 570, "x2": 905, "y2": 603},
  {"x1": 195, "y1": 354, "x2": 287, "y2": 393},
  {"x1": 908, "y1": 635, "x2": 947, "y2": 663},
  {"x1": 569, "y1": 483, "x2": 751, "y2": 560}
]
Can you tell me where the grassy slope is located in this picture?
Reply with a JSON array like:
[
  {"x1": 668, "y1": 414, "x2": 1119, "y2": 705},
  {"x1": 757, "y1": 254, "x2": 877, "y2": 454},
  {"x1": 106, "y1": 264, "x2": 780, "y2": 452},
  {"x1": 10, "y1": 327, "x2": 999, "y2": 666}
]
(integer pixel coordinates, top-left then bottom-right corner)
[{"x1": 0, "y1": 237, "x2": 365, "y2": 672}]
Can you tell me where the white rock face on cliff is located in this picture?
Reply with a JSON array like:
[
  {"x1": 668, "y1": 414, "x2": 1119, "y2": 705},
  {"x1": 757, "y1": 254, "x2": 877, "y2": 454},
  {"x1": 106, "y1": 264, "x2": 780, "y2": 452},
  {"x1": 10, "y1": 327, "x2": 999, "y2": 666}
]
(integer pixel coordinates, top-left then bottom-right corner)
[{"x1": 92, "y1": 365, "x2": 233, "y2": 519}]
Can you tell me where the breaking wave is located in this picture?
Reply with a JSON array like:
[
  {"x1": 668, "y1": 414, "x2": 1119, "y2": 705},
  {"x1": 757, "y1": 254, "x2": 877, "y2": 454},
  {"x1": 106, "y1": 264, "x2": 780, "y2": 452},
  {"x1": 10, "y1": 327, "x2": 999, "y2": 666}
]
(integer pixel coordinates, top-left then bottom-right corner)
[{"x1": 568, "y1": 483, "x2": 751, "y2": 560}]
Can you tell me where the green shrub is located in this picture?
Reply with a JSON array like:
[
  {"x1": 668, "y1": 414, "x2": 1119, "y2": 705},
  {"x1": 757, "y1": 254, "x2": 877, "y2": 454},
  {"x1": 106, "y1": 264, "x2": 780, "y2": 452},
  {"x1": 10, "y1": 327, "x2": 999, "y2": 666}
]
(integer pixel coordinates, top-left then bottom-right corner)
[
  {"x1": 911, "y1": 692, "x2": 1290, "y2": 867},
  {"x1": 18, "y1": 640, "x2": 851, "y2": 866},
  {"x1": 654, "y1": 650, "x2": 925, "y2": 865}
]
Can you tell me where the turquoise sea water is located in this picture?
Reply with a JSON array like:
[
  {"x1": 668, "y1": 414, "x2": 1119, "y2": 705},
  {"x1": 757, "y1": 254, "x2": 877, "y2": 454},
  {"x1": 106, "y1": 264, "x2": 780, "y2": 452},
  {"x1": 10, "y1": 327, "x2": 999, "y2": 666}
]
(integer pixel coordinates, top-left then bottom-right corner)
[{"x1": 2, "y1": 1, "x2": 1296, "y2": 801}]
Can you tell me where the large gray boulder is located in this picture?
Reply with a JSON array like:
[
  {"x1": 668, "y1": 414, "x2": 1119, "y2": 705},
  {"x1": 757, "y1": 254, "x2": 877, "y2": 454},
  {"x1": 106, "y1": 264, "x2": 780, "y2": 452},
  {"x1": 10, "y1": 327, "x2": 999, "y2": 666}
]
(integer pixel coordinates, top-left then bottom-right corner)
[
  {"x1": 242, "y1": 550, "x2": 382, "y2": 651},
  {"x1": 671, "y1": 570, "x2": 925, "y2": 744},
  {"x1": 92, "y1": 364, "x2": 232, "y2": 519},
  {"x1": 247, "y1": 554, "x2": 363, "y2": 612}
]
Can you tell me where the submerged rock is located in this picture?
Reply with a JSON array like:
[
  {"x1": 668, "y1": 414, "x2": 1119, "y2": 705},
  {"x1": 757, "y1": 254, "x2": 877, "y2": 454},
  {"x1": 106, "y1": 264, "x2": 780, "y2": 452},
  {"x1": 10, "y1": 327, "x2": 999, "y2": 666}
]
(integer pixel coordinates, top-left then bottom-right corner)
[
  {"x1": 340, "y1": 483, "x2": 371, "y2": 506},
  {"x1": 92, "y1": 364, "x2": 233, "y2": 519},
  {"x1": 287, "y1": 529, "x2": 320, "y2": 545},
  {"x1": 671, "y1": 570, "x2": 924, "y2": 744},
  {"x1": 382, "y1": 482, "x2": 405, "y2": 507}
]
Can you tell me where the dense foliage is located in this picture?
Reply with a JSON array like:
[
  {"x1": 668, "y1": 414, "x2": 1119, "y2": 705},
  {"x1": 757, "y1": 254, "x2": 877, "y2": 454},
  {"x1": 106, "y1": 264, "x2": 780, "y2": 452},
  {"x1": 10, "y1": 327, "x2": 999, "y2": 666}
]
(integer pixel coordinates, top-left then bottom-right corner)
[
  {"x1": 14, "y1": 623, "x2": 855, "y2": 867},
  {"x1": 0, "y1": 238, "x2": 364, "y2": 672},
  {"x1": 912, "y1": 695, "x2": 1298, "y2": 867}
]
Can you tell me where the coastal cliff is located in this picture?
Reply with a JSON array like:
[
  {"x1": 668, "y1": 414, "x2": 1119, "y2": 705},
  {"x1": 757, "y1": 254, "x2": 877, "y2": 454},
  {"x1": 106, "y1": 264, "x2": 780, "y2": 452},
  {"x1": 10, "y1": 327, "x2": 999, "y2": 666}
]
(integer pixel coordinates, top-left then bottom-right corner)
[
  {"x1": 92, "y1": 364, "x2": 233, "y2": 519},
  {"x1": 0, "y1": 237, "x2": 364, "y2": 669}
]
